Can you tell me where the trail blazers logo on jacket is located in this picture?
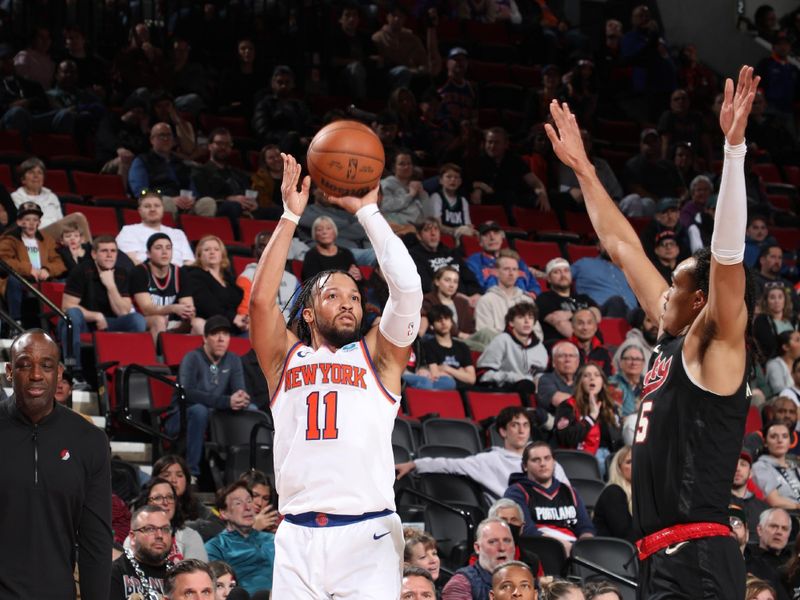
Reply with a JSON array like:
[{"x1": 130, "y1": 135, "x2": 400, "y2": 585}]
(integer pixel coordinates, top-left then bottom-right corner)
[
  {"x1": 59, "y1": 448, "x2": 70, "y2": 461},
  {"x1": 642, "y1": 354, "x2": 673, "y2": 400}
]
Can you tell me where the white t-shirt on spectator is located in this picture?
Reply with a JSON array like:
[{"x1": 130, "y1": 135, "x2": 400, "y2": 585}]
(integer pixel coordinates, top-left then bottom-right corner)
[
  {"x1": 11, "y1": 187, "x2": 63, "y2": 229},
  {"x1": 116, "y1": 223, "x2": 194, "y2": 265}
]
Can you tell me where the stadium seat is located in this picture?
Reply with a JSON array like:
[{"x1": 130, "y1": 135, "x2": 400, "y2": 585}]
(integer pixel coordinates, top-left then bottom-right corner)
[
  {"x1": 460, "y1": 234, "x2": 509, "y2": 256},
  {"x1": 416, "y1": 444, "x2": 472, "y2": 459},
  {"x1": 751, "y1": 163, "x2": 782, "y2": 183},
  {"x1": 569, "y1": 477, "x2": 606, "y2": 511},
  {"x1": 393, "y1": 417, "x2": 417, "y2": 456},
  {"x1": 512, "y1": 206, "x2": 563, "y2": 233},
  {"x1": 121, "y1": 208, "x2": 175, "y2": 227},
  {"x1": 745, "y1": 405, "x2": 762, "y2": 435},
  {"x1": 232, "y1": 255, "x2": 251, "y2": 276},
  {"x1": 464, "y1": 391, "x2": 522, "y2": 423},
  {"x1": 0, "y1": 164, "x2": 13, "y2": 188},
  {"x1": 64, "y1": 203, "x2": 120, "y2": 237},
  {"x1": 423, "y1": 503, "x2": 473, "y2": 570},
  {"x1": 418, "y1": 473, "x2": 487, "y2": 515},
  {"x1": 180, "y1": 215, "x2": 237, "y2": 245},
  {"x1": 30, "y1": 133, "x2": 82, "y2": 159},
  {"x1": 768, "y1": 194, "x2": 793, "y2": 213},
  {"x1": 514, "y1": 240, "x2": 562, "y2": 270},
  {"x1": 422, "y1": 418, "x2": 482, "y2": 454},
  {"x1": 553, "y1": 449, "x2": 602, "y2": 481},
  {"x1": 771, "y1": 228, "x2": 800, "y2": 251},
  {"x1": 114, "y1": 363, "x2": 177, "y2": 443},
  {"x1": 566, "y1": 242, "x2": 599, "y2": 262},
  {"x1": 206, "y1": 410, "x2": 274, "y2": 488},
  {"x1": 518, "y1": 536, "x2": 567, "y2": 577},
  {"x1": 46, "y1": 169, "x2": 73, "y2": 195},
  {"x1": 509, "y1": 65, "x2": 541, "y2": 87},
  {"x1": 564, "y1": 213, "x2": 596, "y2": 239},
  {"x1": 393, "y1": 444, "x2": 412, "y2": 464},
  {"x1": 239, "y1": 219, "x2": 279, "y2": 246},
  {"x1": 468, "y1": 60, "x2": 512, "y2": 84},
  {"x1": 94, "y1": 331, "x2": 159, "y2": 414},
  {"x1": 72, "y1": 171, "x2": 130, "y2": 203},
  {"x1": 404, "y1": 388, "x2": 466, "y2": 419},
  {"x1": 228, "y1": 337, "x2": 252, "y2": 356},
  {"x1": 598, "y1": 317, "x2": 631, "y2": 347},
  {"x1": 38, "y1": 281, "x2": 93, "y2": 342},
  {"x1": 160, "y1": 332, "x2": 203, "y2": 367},
  {"x1": 470, "y1": 204, "x2": 510, "y2": 227},
  {"x1": 570, "y1": 536, "x2": 639, "y2": 585},
  {"x1": 291, "y1": 259, "x2": 303, "y2": 280},
  {"x1": 784, "y1": 165, "x2": 800, "y2": 188}
]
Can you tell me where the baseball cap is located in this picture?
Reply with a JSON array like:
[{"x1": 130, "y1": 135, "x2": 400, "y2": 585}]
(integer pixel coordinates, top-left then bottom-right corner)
[
  {"x1": 654, "y1": 230, "x2": 677, "y2": 246},
  {"x1": 16, "y1": 202, "x2": 43, "y2": 219},
  {"x1": 655, "y1": 198, "x2": 679, "y2": 213},
  {"x1": 545, "y1": 257, "x2": 570, "y2": 275},
  {"x1": 448, "y1": 47, "x2": 468, "y2": 59},
  {"x1": 146, "y1": 232, "x2": 171, "y2": 252},
  {"x1": 729, "y1": 503, "x2": 746, "y2": 524},
  {"x1": 640, "y1": 128, "x2": 659, "y2": 142},
  {"x1": 478, "y1": 221, "x2": 503, "y2": 235},
  {"x1": 204, "y1": 315, "x2": 232, "y2": 336},
  {"x1": 739, "y1": 448, "x2": 753, "y2": 465}
]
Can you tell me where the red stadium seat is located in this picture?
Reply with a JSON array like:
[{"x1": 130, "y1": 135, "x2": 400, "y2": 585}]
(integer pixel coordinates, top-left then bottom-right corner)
[
  {"x1": 512, "y1": 207, "x2": 562, "y2": 233},
  {"x1": 239, "y1": 219, "x2": 279, "y2": 246},
  {"x1": 291, "y1": 259, "x2": 303, "y2": 280},
  {"x1": 232, "y1": 255, "x2": 251, "y2": 276},
  {"x1": 180, "y1": 215, "x2": 237, "y2": 245},
  {"x1": 46, "y1": 169, "x2": 73, "y2": 195},
  {"x1": 404, "y1": 388, "x2": 466, "y2": 419},
  {"x1": 597, "y1": 317, "x2": 630, "y2": 347},
  {"x1": 514, "y1": 240, "x2": 562, "y2": 270},
  {"x1": 0, "y1": 164, "x2": 12, "y2": 188},
  {"x1": 94, "y1": 332, "x2": 158, "y2": 411},
  {"x1": 566, "y1": 243, "x2": 599, "y2": 262},
  {"x1": 784, "y1": 165, "x2": 800, "y2": 188},
  {"x1": 751, "y1": 163, "x2": 782, "y2": 184},
  {"x1": 160, "y1": 333, "x2": 203, "y2": 367},
  {"x1": 564, "y1": 213, "x2": 596, "y2": 239},
  {"x1": 470, "y1": 205, "x2": 509, "y2": 227},
  {"x1": 121, "y1": 208, "x2": 175, "y2": 227},
  {"x1": 465, "y1": 391, "x2": 522, "y2": 423},
  {"x1": 199, "y1": 114, "x2": 251, "y2": 138},
  {"x1": 72, "y1": 171, "x2": 130, "y2": 203},
  {"x1": 30, "y1": 133, "x2": 82, "y2": 159},
  {"x1": 745, "y1": 405, "x2": 762, "y2": 435},
  {"x1": 771, "y1": 228, "x2": 800, "y2": 251},
  {"x1": 38, "y1": 281, "x2": 92, "y2": 341},
  {"x1": 228, "y1": 337, "x2": 252, "y2": 356},
  {"x1": 64, "y1": 203, "x2": 120, "y2": 237}
]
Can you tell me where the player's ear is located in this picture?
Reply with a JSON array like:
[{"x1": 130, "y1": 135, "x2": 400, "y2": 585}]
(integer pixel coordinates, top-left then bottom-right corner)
[
  {"x1": 302, "y1": 306, "x2": 314, "y2": 325},
  {"x1": 692, "y1": 289, "x2": 706, "y2": 311}
]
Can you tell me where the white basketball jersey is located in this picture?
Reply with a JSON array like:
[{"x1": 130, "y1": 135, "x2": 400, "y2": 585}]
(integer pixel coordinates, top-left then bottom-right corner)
[{"x1": 271, "y1": 339, "x2": 400, "y2": 516}]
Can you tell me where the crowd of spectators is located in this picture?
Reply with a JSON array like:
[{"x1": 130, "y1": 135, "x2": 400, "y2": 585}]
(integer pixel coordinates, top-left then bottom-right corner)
[{"x1": 2, "y1": 0, "x2": 800, "y2": 598}]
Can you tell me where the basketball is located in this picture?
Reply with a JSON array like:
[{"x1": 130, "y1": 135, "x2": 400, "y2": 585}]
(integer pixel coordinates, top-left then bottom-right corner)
[{"x1": 306, "y1": 120, "x2": 385, "y2": 198}]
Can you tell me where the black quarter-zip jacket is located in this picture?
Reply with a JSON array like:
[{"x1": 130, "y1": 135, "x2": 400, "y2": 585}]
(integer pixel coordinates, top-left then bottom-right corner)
[{"x1": 0, "y1": 398, "x2": 112, "y2": 599}]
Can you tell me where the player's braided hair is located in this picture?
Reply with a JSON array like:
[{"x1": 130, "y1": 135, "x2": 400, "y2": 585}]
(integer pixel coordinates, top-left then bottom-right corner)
[
  {"x1": 285, "y1": 269, "x2": 363, "y2": 346},
  {"x1": 690, "y1": 247, "x2": 761, "y2": 367}
]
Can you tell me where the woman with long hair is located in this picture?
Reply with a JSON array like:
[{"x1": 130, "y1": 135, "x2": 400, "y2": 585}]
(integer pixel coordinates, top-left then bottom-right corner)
[
  {"x1": 592, "y1": 446, "x2": 635, "y2": 541},
  {"x1": 754, "y1": 283, "x2": 798, "y2": 361},
  {"x1": 752, "y1": 420, "x2": 800, "y2": 510},
  {"x1": 301, "y1": 216, "x2": 362, "y2": 283},
  {"x1": 765, "y1": 330, "x2": 800, "y2": 399},
  {"x1": 420, "y1": 265, "x2": 475, "y2": 339},
  {"x1": 186, "y1": 235, "x2": 247, "y2": 335},
  {"x1": 151, "y1": 455, "x2": 210, "y2": 521},
  {"x1": 404, "y1": 531, "x2": 445, "y2": 595},
  {"x1": 129, "y1": 477, "x2": 207, "y2": 561},
  {"x1": 554, "y1": 363, "x2": 623, "y2": 476},
  {"x1": 540, "y1": 580, "x2": 585, "y2": 600},
  {"x1": 746, "y1": 576, "x2": 777, "y2": 600},
  {"x1": 209, "y1": 561, "x2": 239, "y2": 600}
]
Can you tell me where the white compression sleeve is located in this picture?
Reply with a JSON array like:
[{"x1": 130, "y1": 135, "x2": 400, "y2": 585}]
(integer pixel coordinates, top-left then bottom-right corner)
[
  {"x1": 356, "y1": 205, "x2": 422, "y2": 347},
  {"x1": 710, "y1": 140, "x2": 748, "y2": 265}
]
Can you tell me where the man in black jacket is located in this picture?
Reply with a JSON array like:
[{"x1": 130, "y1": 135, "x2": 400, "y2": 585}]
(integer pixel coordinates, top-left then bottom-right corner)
[{"x1": 0, "y1": 329, "x2": 112, "y2": 599}]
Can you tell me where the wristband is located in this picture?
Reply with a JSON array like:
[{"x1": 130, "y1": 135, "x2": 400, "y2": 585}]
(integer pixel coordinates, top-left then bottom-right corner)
[{"x1": 281, "y1": 209, "x2": 300, "y2": 225}]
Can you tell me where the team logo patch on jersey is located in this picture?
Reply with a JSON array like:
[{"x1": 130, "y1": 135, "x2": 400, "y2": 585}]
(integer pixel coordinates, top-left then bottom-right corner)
[
  {"x1": 315, "y1": 513, "x2": 329, "y2": 527},
  {"x1": 297, "y1": 350, "x2": 311, "y2": 358},
  {"x1": 60, "y1": 448, "x2": 70, "y2": 461},
  {"x1": 642, "y1": 354, "x2": 673, "y2": 399},
  {"x1": 341, "y1": 342, "x2": 358, "y2": 352}
]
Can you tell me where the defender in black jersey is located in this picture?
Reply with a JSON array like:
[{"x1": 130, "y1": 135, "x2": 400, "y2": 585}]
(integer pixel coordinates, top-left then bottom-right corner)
[{"x1": 546, "y1": 67, "x2": 759, "y2": 599}]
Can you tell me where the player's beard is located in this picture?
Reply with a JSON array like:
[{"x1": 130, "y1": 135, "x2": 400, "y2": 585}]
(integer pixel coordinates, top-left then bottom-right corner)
[{"x1": 317, "y1": 315, "x2": 361, "y2": 349}]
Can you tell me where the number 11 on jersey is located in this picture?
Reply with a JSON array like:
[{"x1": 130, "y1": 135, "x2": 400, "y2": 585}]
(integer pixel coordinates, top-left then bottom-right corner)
[{"x1": 306, "y1": 391, "x2": 339, "y2": 440}]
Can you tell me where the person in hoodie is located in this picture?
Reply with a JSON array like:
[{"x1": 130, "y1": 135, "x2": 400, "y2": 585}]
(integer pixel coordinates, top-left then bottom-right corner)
[
  {"x1": 474, "y1": 251, "x2": 543, "y2": 341},
  {"x1": 466, "y1": 222, "x2": 541, "y2": 295},
  {"x1": 477, "y1": 303, "x2": 548, "y2": 402},
  {"x1": 504, "y1": 441, "x2": 595, "y2": 556},
  {"x1": 395, "y1": 406, "x2": 570, "y2": 503}
]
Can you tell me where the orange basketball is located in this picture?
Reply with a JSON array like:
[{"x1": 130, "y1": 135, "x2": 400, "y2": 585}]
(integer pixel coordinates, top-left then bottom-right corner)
[{"x1": 307, "y1": 120, "x2": 385, "y2": 197}]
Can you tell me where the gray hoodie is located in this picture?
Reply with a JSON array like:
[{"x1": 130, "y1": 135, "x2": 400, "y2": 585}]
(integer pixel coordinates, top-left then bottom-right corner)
[{"x1": 477, "y1": 331, "x2": 548, "y2": 386}]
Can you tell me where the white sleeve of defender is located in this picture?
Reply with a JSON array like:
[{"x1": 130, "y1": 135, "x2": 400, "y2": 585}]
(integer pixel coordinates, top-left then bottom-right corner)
[
  {"x1": 710, "y1": 140, "x2": 748, "y2": 265},
  {"x1": 356, "y1": 205, "x2": 422, "y2": 347}
]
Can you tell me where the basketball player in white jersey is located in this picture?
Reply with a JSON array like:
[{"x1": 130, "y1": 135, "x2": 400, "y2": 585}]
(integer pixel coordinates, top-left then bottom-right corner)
[{"x1": 250, "y1": 153, "x2": 422, "y2": 599}]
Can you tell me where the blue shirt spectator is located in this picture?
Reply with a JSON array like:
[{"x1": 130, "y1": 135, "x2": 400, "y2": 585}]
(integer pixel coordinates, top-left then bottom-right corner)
[{"x1": 571, "y1": 254, "x2": 637, "y2": 314}]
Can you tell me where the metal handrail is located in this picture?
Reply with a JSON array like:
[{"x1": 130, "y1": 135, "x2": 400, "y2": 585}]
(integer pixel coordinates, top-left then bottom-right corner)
[
  {"x1": 397, "y1": 486, "x2": 477, "y2": 551},
  {"x1": 0, "y1": 258, "x2": 74, "y2": 366},
  {"x1": 570, "y1": 554, "x2": 638, "y2": 588},
  {"x1": 119, "y1": 363, "x2": 187, "y2": 443}
]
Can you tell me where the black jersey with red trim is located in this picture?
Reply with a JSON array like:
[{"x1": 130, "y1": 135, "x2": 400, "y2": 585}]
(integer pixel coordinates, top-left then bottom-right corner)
[{"x1": 632, "y1": 334, "x2": 749, "y2": 537}]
